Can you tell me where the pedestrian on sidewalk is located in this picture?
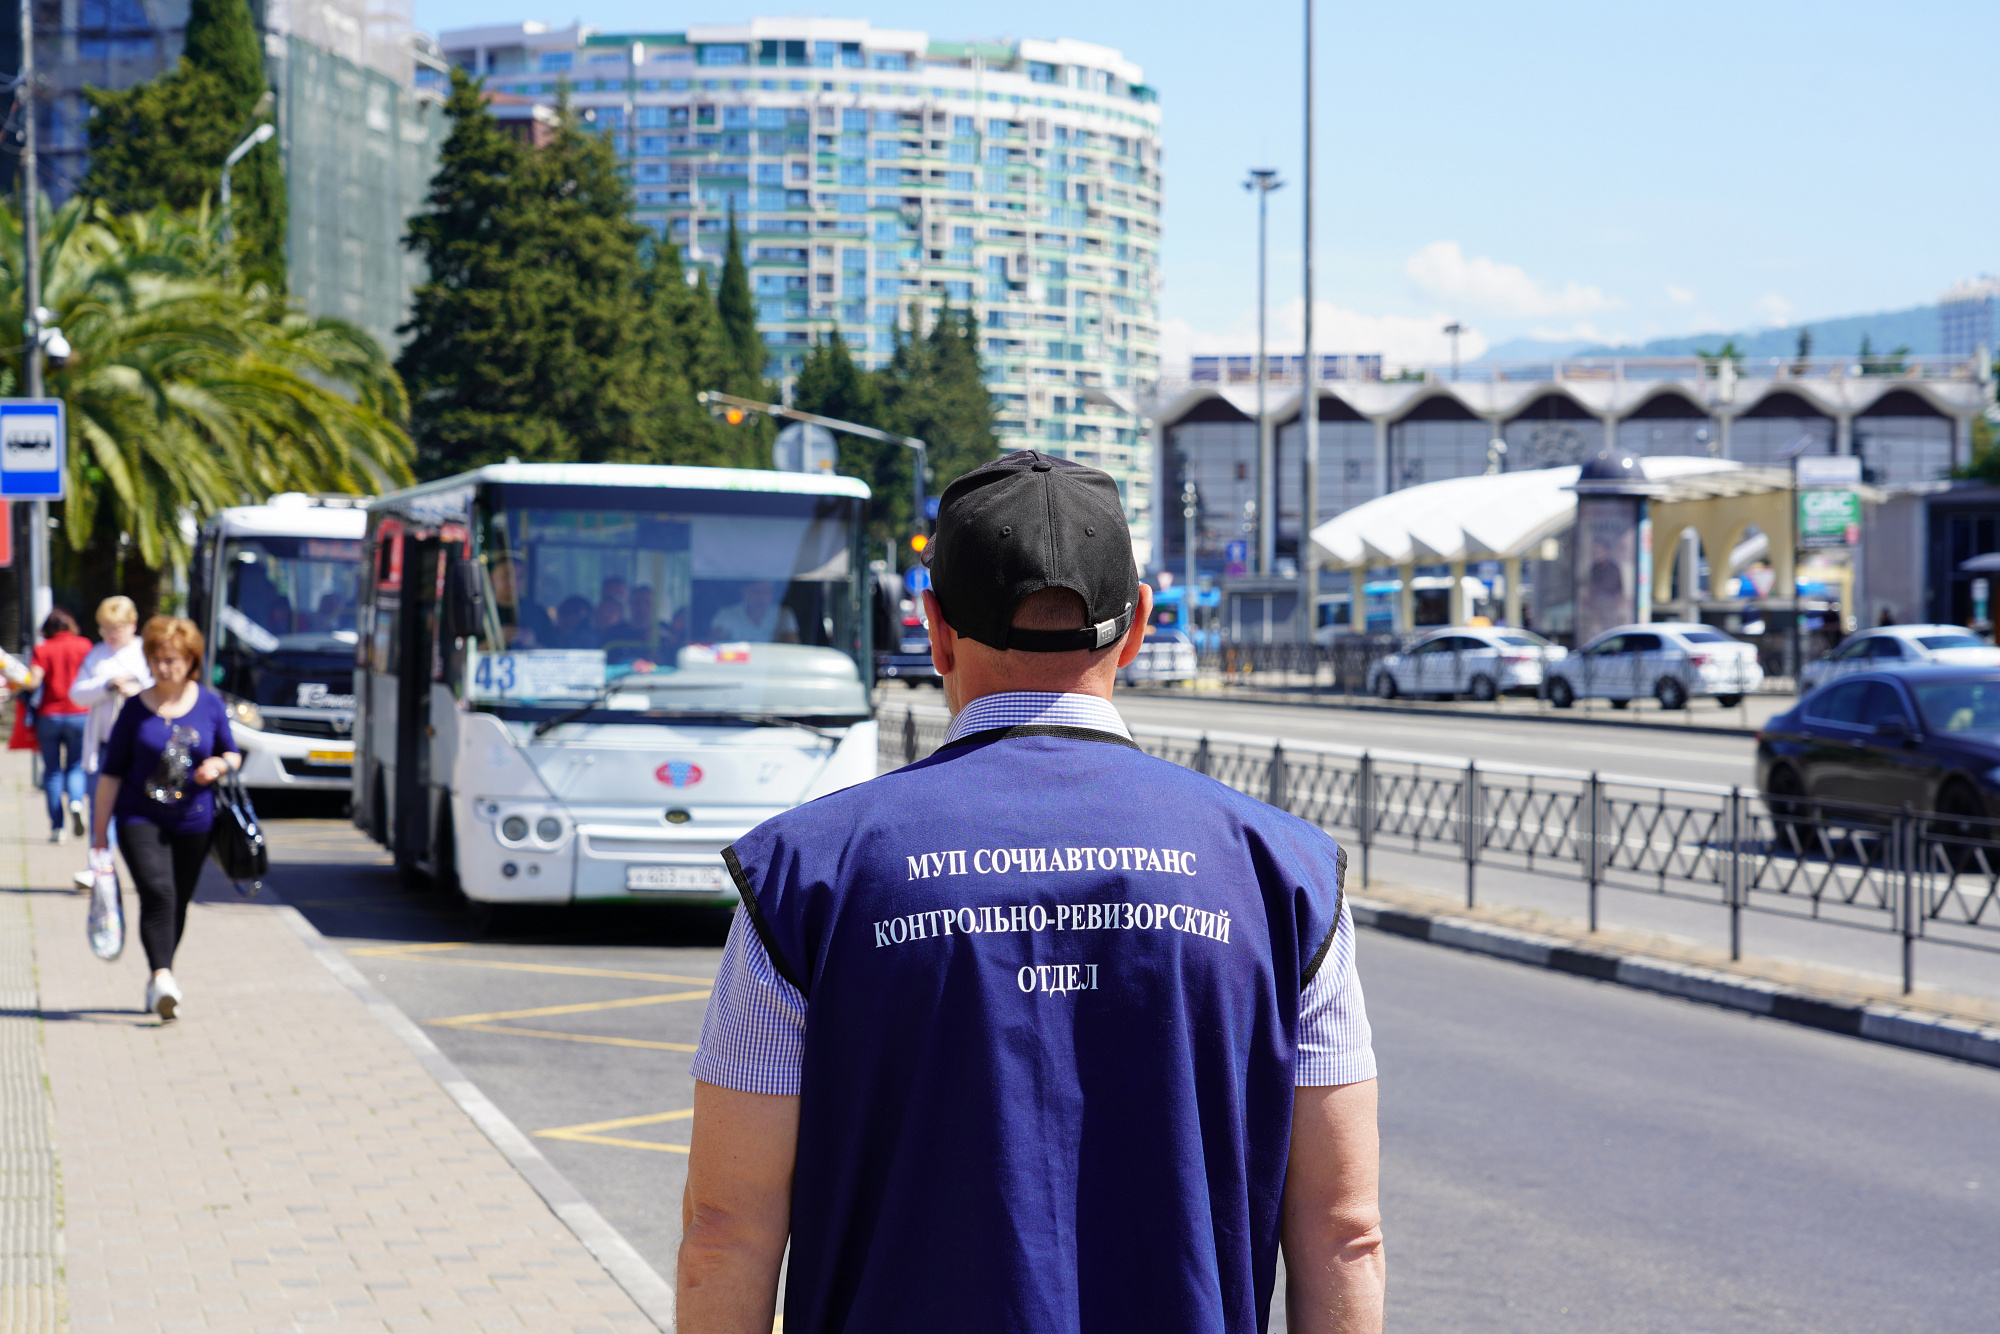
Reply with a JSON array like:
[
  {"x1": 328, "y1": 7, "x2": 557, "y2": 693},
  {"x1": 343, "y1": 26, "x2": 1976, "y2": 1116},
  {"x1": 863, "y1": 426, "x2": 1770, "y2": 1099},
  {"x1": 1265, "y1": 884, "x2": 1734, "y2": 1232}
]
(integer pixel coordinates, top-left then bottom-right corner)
[
  {"x1": 68, "y1": 596, "x2": 153, "y2": 876},
  {"x1": 26, "y1": 608, "x2": 93, "y2": 843},
  {"x1": 90, "y1": 616, "x2": 241, "y2": 1021},
  {"x1": 680, "y1": 452, "x2": 1385, "y2": 1333}
]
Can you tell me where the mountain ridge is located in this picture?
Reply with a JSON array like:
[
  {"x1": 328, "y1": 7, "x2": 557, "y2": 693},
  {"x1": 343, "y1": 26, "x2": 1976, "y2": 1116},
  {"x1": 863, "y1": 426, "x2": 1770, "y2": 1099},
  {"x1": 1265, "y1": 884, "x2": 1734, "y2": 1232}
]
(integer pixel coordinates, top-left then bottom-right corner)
[{"x1": 1481, "y1": 303, "x2": 1942, "y2": 364}]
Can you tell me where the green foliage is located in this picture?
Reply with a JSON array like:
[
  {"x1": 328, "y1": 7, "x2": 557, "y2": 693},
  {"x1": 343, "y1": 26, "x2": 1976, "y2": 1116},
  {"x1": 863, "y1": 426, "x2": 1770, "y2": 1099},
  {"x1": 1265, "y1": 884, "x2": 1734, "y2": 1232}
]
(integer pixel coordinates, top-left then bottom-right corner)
[
  {"x1": 80, "y1": 0, "x2": 285, "y2": 279},
  {"x1": 1695, "y1": 340, "x2": 1746, "y2": 377},
  {"x1": 1957, "y1": 411, "x2": 2000, "y2": 483},
  {"x1": 716, "y1": 211, "x2": 767, "y2": 392},
  {"x1": 794, "y1": 328, "x2": 895, "y2": 546},
  {"x1": 0, "y1": 198, "x2": 410, "y2": 600},
  {"x1": 399, "y1": 73, "x2": 763, "y2": 478},
  {"x1": 1856, "y1": 334, "x2": 1911, "y2": 376},
  {"x1": 793, "y1": 310, "x2": 998, "y2": 563},
  {"x1": 881, "y1": 305, "x2": 997, "y2": 492}
]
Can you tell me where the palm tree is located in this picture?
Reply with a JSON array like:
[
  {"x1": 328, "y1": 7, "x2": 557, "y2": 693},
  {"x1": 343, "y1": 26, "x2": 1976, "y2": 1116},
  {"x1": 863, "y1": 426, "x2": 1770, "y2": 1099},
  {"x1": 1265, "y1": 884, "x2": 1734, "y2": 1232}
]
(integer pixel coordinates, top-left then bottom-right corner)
[{"x1": 0, "y1": 199, "x2": 414, "y2": 608}]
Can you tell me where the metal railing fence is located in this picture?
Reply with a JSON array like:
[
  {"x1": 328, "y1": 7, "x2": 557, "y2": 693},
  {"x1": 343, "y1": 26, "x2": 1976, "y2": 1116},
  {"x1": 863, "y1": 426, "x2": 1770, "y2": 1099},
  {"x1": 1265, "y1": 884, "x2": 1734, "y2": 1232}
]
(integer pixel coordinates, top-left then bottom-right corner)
[{"x1": 877, "y1": 702, "x2": 2000, "y2": 994}]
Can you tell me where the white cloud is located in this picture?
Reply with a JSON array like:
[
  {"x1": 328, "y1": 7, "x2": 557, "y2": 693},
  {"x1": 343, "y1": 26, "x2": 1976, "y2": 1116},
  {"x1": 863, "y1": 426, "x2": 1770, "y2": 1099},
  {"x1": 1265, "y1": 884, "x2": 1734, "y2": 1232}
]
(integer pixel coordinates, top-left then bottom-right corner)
[
  {"x1": 1754, "y1": 292, "x2": 1794, "y2": 325},
  {"x1": 1404, "y1": 241, "x2": 1618, "y2": 318},
  {"x1": 1160, "y1": 298, "x2": 1488, "y2": 374},
  {"x1": 1665, "y1": 285, "x2": 1697, "y2": 306}
]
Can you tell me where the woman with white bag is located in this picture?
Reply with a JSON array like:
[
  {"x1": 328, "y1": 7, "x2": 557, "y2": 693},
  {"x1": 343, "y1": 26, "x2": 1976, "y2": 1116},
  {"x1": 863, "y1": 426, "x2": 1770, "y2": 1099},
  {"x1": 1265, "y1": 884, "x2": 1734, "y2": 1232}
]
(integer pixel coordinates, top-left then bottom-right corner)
[
  {"x1": 68, "y1": 596, "x2": 152, "y2": 886},
  {"x1": 91, "y1": 617, "x2": 240, "y2": 1021}
]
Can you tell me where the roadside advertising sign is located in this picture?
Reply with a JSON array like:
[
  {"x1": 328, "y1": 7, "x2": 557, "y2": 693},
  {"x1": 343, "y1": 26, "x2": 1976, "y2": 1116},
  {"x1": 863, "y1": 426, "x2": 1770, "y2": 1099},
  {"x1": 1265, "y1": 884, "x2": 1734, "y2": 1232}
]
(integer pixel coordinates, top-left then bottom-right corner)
[{"x1": 1798, "y1": 489, "x2": 1861, "y2": 549}]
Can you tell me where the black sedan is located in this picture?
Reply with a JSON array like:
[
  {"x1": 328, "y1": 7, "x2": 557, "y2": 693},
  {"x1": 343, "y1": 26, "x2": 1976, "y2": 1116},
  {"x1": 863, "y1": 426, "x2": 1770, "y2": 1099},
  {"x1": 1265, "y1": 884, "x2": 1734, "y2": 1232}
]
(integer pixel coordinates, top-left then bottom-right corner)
[{"x1": 1755, "y1": 666, "x2": 2000, "y2": 822}]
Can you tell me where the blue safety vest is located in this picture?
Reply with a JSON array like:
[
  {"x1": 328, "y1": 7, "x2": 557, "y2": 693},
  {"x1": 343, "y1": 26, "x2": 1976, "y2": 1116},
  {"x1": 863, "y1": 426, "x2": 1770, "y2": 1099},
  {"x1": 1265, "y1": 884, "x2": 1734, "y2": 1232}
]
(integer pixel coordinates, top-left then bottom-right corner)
[{"x1": 724, "y1": 725, "x2": 1347, "y2": 1333}]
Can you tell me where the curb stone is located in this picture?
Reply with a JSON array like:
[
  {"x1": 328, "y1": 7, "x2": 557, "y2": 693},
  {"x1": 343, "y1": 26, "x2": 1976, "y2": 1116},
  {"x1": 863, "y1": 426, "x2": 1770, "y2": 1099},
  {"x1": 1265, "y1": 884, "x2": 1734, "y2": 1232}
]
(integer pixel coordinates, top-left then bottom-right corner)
[
  {"x1": 270, "y1": 901, "x2": 680, "y2": 1331},
  {"x1": 1350, "y1": 896, "x2": 2000, "y2": 1069}
]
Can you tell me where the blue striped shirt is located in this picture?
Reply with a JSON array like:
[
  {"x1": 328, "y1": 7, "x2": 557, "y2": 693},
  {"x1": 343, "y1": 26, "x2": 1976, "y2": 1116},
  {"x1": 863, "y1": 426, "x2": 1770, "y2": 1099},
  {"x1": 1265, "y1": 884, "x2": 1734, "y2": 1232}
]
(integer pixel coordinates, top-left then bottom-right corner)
[{"x1": 691, "y1": 691, "x2": 1375, "y2": 1095}]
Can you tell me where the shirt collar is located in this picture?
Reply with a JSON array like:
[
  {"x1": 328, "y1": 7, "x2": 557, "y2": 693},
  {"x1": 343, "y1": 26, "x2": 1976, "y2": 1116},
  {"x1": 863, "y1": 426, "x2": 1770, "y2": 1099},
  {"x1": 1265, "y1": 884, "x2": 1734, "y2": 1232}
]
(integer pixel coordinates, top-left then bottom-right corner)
[{"x1": 941, "y1": 691, "x2": 1132, "y2": 745}]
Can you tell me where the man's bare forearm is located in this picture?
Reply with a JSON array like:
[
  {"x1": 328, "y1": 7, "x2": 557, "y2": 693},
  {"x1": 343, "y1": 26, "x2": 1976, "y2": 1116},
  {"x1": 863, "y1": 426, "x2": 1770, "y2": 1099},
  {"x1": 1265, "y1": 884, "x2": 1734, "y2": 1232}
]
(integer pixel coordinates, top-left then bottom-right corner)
[
  {"x1": 677, "y1": 1200, "x2": 787, "y2": 1333},
  {"x1": 1281, "y1": 1079, "x2": 1386, "y2": 1333},
  {"x1": 677, "y1": 1081, "x2": 800, "y2": 1334}
]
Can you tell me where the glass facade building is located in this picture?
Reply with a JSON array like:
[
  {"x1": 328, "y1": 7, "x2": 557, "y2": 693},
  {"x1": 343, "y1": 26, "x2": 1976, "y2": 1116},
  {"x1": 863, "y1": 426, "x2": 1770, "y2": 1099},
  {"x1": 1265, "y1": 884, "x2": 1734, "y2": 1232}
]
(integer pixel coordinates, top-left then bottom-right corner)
[
  {"x1": 4, "y1": 0, "x2": 442, "y2": 357},
  {"x1": 1939, "y1": 276, "x2": 2000, "y2": 363},
  {"x1": 438, "y1": 18, "x2": 1164, "y2": 560}
]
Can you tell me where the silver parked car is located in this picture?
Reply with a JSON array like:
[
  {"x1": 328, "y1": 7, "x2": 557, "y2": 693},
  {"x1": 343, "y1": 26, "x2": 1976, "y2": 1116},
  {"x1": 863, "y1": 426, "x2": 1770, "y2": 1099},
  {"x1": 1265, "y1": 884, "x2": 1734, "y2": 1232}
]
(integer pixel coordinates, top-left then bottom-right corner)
[
  {"x1": 1368, "y1": 627, "x2": 1566, "y2": 702},
  {"x1": 1119, "y1": 628, "x2": 1198, "y2": 687},
  {"x1": 1545, "y1": 622, "x2": 1762, "y2": 710},
  {"x1": 1797, "y1": 624, "x2": 2000, "y2": 692}
]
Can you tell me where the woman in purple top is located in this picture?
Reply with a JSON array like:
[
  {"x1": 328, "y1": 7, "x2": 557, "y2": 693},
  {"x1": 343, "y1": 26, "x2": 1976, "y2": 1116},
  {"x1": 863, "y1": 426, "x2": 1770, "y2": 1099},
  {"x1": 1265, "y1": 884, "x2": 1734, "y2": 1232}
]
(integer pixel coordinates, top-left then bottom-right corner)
[{"x1": 91, "y1": 616, "x2": 241, "y2": 1021}]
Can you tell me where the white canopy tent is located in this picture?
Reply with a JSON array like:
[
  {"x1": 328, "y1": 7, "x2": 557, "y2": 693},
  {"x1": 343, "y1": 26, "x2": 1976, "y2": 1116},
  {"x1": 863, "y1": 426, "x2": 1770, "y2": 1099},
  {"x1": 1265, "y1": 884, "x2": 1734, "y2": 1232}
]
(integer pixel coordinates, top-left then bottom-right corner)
[{"x1": 1307, "y1": 457, "x2": 1747, "y2": 630}]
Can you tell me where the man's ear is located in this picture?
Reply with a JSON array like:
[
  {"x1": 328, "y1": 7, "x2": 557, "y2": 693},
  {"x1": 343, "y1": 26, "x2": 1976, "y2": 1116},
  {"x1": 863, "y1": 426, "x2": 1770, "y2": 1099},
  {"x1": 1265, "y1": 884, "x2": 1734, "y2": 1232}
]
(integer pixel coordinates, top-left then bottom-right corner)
[
  {"x1": 1113, "y1": 583, "x2": 1154, "y2": 669},
  {"x1": 922, "y1": 588, "x2": 957, "y2": 678}
]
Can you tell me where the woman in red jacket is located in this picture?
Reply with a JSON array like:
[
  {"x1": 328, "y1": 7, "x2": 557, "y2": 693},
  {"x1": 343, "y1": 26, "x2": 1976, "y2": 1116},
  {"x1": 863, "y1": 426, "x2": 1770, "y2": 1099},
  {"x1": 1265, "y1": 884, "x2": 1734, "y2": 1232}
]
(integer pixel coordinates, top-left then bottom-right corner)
[{"x1": 28, "y1": 608, "x2": 93, "y2": 841}]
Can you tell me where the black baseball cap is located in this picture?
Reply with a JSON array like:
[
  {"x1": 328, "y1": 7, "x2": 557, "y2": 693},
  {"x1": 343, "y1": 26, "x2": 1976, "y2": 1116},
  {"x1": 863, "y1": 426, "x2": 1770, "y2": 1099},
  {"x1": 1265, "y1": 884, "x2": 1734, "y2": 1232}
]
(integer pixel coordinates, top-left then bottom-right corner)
[{"x1": 923, "y1": 450, "x2": 1137, "y2": 653}]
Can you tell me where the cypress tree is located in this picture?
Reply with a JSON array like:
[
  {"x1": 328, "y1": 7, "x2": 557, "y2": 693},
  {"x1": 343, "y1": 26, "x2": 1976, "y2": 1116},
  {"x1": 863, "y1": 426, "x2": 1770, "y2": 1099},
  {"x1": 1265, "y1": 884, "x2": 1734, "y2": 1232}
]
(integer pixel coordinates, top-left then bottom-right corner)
[
  {"x1": 81, "y1": 0, "x2": 286, "y2": 276},
  {"x1": 716, "y1": 209, "x2": 766, "y2": 391}
]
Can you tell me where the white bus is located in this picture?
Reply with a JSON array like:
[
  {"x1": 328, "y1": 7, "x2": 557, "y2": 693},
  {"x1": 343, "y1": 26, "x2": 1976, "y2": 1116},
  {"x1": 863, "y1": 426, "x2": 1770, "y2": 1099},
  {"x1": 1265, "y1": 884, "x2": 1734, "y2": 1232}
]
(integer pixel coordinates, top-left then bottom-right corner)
[
  {"x1": 350, "y1": 463, "x2": 878, "y2": 908},
  {"x1": 187, "y1": 494, "x2": 367, "y2": 794}
]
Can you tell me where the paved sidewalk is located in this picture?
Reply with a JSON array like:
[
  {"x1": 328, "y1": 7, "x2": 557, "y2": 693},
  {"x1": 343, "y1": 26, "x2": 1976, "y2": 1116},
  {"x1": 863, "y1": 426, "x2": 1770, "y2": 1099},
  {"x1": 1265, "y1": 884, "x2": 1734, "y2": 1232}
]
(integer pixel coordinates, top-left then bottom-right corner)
[{"x1": 0, "y1": 751, "x2": 664, "y2": 1332}]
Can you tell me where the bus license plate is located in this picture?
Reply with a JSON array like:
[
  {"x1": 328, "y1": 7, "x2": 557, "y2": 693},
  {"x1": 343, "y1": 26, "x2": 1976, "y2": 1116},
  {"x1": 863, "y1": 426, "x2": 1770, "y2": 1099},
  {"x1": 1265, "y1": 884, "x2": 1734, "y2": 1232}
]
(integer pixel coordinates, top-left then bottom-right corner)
[
  {"x1": 626, "y1": 865, "x2": 728, "y2": 892},
  {"x1": 306, "y1": 750, "x2": 349, "y2": 765}
]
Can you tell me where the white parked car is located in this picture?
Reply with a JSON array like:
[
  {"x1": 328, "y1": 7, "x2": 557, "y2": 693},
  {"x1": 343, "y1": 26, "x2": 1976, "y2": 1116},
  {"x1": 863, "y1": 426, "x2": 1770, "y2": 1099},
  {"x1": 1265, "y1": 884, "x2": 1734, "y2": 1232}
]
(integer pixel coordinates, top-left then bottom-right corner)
[
  {"x1": 1545, "y1": 622, "x2": 1762, "y2": 710},
  {"x1": 1797, "y1": 624, "x2": 2000, "y2": 692},
  {"x1": 1367, "y1": 627, "x2": 1566, "y2": 702},
  {"x1": 1120, "y1": 628, "x2": 1198, "y2": 687}
]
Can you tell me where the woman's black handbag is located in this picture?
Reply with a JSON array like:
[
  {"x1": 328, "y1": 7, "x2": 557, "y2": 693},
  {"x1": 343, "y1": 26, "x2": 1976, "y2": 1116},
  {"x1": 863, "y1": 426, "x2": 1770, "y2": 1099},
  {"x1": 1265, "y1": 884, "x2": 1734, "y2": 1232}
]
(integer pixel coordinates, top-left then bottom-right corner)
[{"x1": 209, "y1": 775, "x2": 268, "y2": 895}]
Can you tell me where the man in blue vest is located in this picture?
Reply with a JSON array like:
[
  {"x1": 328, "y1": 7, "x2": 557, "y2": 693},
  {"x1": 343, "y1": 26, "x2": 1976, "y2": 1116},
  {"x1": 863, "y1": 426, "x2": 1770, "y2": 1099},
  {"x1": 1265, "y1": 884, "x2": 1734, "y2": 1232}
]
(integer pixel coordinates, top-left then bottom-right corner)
[{"x1": 680, "y1": 451, "x2": 1384, "y2": 1332}]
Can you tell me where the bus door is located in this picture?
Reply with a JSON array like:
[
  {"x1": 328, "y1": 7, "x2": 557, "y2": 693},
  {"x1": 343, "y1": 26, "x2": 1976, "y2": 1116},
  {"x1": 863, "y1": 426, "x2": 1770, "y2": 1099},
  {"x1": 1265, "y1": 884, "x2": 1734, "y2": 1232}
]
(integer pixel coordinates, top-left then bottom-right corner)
[{"x1": 393, "y1": 533, "x2": 448, "y2": 870}]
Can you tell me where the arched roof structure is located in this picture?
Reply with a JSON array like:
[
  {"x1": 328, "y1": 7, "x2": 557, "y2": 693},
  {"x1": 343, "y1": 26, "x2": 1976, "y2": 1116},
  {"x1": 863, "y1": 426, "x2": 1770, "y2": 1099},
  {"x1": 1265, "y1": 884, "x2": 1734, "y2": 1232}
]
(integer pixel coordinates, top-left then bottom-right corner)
[
  {"x1": 1156, "y1": 372, "x2": 1987, "y2": 434},
  {"x1": 1308, "y1": 456, "x2": 1749, "y2": 570}
]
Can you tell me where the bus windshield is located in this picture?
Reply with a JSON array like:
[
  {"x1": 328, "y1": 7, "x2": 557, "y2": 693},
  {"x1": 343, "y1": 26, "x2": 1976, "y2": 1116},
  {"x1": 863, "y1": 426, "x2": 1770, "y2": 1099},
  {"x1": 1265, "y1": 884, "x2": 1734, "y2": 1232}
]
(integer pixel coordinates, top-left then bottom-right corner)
[
  {"x1": 472, "y1": 486, "x2": 867, "y2": 718},
  {"x1": 215, "y1": 535, "x2": 363, "y2": 708}
]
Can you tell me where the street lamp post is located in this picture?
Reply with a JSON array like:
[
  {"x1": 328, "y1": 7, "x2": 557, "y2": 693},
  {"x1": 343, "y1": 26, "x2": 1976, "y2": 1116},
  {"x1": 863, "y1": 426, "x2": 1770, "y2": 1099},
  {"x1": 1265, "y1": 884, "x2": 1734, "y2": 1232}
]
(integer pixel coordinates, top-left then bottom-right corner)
[
  {"x1": 219, "y1": 121, "x2": 277, "y2": 246},
  {"x1": 1299, "y1": 0, "x2": 1321, "y2": 643},
  {"x1": 1243, "y1": 169, "x2": 1282, "y2": 578},
  {"x1": 17, "y1": 0, "x2": 47, "y2": 638},
  {"x1": 1181, "y1": 478, "x2": 1199, "y2": 621},
  {"x1": 1444, "y1": 321, "x2": 1463, "y2": 381},
  {"x1": 626, "y1": 42, "x2": 644, "y2": 166}
]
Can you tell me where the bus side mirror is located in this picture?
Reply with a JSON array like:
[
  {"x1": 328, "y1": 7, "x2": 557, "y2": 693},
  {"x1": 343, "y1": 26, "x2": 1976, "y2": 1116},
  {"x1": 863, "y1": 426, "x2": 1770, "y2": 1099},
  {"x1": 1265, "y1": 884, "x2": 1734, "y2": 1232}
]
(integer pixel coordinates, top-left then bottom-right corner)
[{"x1": 447, "y1": 560, "x2": 485, "y2": 641}]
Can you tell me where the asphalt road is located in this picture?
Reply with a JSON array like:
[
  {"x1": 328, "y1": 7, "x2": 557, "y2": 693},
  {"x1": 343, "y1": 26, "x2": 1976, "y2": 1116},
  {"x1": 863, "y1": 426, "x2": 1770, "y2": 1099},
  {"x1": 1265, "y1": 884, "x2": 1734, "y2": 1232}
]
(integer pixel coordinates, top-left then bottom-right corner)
[
  {"x1": 1108, "y1": 691, "x2": 1758, "y2": 788},
  {"x1": 268, "y1": 804, "x2": 1998, "y2": 1332}
]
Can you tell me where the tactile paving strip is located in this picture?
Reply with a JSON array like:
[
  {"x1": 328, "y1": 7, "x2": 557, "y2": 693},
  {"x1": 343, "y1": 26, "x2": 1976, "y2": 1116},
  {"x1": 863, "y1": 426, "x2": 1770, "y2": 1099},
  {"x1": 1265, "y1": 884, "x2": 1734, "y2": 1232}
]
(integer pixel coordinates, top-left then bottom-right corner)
[{"x1": 0, "y1": 809, "x2": 62, "y2": 1330}]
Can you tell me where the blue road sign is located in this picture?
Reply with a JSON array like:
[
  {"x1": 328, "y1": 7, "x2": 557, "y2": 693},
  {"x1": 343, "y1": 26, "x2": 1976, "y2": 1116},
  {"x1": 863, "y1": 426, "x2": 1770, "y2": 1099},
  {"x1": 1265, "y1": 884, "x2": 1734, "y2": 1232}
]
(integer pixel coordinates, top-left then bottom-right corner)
[{"x1": 0, "y1": 400, "x2": 65, "y2": 499}]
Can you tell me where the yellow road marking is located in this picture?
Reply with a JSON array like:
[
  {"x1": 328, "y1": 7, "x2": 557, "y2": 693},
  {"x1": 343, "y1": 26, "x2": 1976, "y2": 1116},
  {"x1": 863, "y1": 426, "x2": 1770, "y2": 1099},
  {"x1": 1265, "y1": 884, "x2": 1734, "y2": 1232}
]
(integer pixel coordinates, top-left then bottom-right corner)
[
  {"x1": 429, "y1": 989, "x2": 711, "y2": 1026},
  {"x1": 437, "y1": 1023, "x2": 699, "y2": 1053},
  {"x1": 536, "y1": 1108, "x2": 694, "y2": 1153},
  {"x1": 352, "y1": 941, "x2": 713, "y2": 985}
]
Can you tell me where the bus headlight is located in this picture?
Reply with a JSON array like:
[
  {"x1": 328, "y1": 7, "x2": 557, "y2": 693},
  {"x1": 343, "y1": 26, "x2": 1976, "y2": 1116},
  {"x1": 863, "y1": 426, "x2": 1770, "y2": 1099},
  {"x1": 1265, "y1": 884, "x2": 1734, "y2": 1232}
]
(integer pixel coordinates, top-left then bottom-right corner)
[
  {"x1": 500, "y1": 815, "x2": 529, "y2": 843},
  {"x1": 535, "y1": 815, "x2": 564, "y2": 843},
  {"x1": 227, "y1": 697, "x2": 264, "y2": 731}
]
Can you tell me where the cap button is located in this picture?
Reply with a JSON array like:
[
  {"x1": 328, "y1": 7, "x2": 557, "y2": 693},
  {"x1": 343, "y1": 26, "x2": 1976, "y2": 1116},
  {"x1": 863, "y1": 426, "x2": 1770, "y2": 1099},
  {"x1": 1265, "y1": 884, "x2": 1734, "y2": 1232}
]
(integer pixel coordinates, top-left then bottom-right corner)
[{"x1": 1030, "y1": 454, "x2": 1053, "y2": 472}]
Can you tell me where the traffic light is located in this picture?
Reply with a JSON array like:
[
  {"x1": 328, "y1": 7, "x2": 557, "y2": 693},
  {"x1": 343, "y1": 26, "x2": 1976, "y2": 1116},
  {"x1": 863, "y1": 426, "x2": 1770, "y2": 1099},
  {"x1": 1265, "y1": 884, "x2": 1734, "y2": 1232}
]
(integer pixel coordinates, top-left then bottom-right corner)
[
  {"x1": 909, "y1": 533, "x2": 928, "y2": 554},
  {"x1": 722, "y1": 406, "x2": 746, "y2": 426}
]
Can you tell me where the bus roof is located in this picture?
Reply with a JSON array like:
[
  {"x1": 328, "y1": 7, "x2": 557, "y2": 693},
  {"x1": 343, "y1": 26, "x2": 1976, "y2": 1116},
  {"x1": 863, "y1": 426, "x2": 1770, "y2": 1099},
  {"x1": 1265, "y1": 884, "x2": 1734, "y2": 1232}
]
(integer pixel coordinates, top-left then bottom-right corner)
[
  {"x1": 370, "y1": 462, "x2": 872, "y2": 507},
  {"x1": 211, "y1": 498, "x2": 369, "y2": 540}
]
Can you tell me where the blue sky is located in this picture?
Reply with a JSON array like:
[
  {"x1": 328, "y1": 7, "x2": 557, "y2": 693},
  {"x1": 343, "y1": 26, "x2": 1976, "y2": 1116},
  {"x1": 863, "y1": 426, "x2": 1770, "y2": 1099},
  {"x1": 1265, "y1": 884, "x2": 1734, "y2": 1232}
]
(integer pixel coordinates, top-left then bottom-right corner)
[{"x1": 412, "y1": 1, "x2": 2000, "y2": 366}]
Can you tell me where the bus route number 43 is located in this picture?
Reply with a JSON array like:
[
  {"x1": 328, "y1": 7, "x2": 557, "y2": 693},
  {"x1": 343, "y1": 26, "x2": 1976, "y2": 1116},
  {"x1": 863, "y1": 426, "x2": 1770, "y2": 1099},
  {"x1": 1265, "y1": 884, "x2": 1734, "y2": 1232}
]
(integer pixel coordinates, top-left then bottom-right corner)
[{"x1": 472, "y1": 650, "x2": 606, "y2": 699}]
